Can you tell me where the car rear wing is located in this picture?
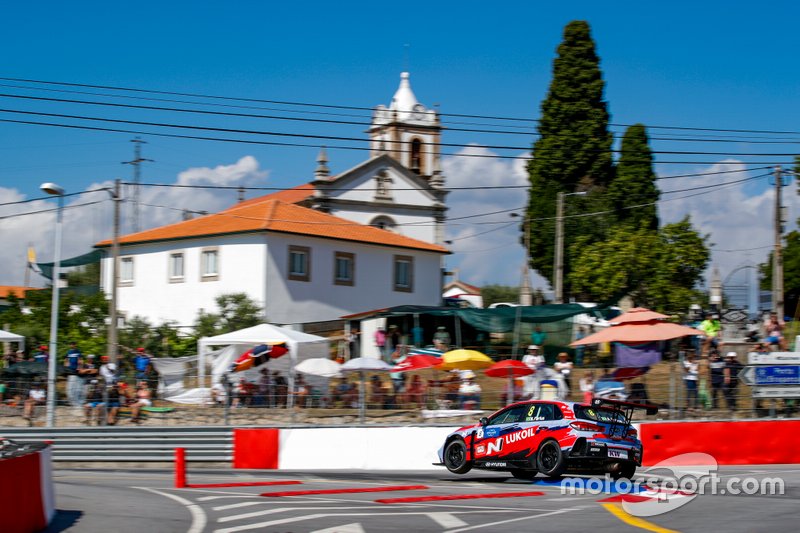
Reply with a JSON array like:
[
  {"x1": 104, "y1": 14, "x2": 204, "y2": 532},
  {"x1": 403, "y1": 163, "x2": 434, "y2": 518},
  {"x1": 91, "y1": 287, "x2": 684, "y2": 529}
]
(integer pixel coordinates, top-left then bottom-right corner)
[{"x1": 591, "y1": 398, "x2": 659, "y2": 416}]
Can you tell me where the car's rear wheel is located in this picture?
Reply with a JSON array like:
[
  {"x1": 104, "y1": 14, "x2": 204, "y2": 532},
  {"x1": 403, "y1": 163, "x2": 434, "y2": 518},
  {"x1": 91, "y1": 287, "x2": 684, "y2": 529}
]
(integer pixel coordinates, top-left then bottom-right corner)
[
  {"x1": 510, "y1": 469, "x2": 538, "y2": 480},
  {"x1": 536, "y1": 439, "x2": 565, "y2": 478},
  {"x1": 611, "y1": 462, "x2": 637, "y2": 480},
  {"x1": 444, "y1": 438, "x2": 472, "y2": 474}
]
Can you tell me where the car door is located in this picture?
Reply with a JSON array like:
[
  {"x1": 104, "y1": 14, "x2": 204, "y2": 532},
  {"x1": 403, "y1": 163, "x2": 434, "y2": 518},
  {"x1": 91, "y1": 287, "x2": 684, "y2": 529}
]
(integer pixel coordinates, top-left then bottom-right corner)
[{"x1": 473, "y1": 404, "x2": 530, "y2": 460}]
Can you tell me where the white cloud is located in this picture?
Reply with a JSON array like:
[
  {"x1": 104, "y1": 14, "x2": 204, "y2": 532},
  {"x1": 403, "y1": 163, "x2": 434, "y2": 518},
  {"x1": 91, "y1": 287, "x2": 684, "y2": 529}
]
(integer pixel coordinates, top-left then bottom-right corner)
[
  {"x1": 442, "y1": 146, "x2": 549, "y2": 291},
  {"x1": 0, "y1": 156, "x2": 270, "y2": 287}
]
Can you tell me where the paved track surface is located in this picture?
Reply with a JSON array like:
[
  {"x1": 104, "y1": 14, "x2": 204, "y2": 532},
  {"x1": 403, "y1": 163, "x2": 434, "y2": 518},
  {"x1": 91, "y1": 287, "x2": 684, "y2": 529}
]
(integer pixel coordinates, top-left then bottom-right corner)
[{"x1": 45, "y1": 466, "x2": 800, "y2": 532}]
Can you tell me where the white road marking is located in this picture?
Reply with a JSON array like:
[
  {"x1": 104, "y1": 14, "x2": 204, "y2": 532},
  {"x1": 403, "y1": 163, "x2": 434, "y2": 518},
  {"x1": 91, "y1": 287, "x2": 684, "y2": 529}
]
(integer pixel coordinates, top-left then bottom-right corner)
[
  {"x1": 217, "y1": 506, "x2": 379, "y2": 523},
  {"x1": 136, "y1": 487, "x2": 207, "y2": 533},
  {"x1": 445, "y1": 508, "x2": 577, "y2": 533},
  {"x1": 309, "y1": 523, "x2": 366, "y2": 533},
  {"x1": 213, "y1": 500, "x2": 321, "y2": 511},
  {"x1": 213, "y1": 510, "x2": 512, "y2": 533},
  {"x1": 428, "y1": 512, "x2": 468, "y2": 528}
]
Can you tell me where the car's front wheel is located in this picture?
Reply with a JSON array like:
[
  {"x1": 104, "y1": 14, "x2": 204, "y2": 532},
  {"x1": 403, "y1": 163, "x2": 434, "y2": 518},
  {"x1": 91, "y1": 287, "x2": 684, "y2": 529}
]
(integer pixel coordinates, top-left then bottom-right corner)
[
  {"x1": 536, "y1": 439, "x2": 565, "y2": 478},
  {"x1": 443, "y1": 438, "x2": 472, "y2": 474}
]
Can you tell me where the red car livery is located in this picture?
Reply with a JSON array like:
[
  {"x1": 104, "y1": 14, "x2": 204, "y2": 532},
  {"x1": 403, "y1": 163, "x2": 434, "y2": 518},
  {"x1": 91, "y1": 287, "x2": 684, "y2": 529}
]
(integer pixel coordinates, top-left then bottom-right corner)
[{"x1": 437, "y1": 398, "x2": 658, "y2": 480}]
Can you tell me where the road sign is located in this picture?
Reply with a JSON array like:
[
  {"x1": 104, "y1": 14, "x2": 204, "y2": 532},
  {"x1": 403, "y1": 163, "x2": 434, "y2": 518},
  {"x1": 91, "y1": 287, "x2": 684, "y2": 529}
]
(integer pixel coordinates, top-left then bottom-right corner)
[
  {"x1": 722, "y1": 309, "x2": 748, "y2": 323},
  {"x1": 739, "y1": 365, "x2": 800, "y2": 386},
  {"x1": 747, "y1": 352, "x2": 800, "y2": 365},
  {"x1": 751, "y1": 387, "x2": 800, "y2": 399}
]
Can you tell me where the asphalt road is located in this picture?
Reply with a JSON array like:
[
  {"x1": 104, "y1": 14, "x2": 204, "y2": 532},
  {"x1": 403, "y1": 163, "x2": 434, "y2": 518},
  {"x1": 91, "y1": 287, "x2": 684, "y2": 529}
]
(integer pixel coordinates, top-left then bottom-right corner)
[{"x1": 45, "y1": 466, "x2": 800, "y2": 532}]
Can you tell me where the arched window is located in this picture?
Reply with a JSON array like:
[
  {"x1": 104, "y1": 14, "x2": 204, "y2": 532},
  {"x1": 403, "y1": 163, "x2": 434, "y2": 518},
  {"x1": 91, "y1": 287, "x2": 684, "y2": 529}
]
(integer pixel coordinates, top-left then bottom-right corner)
[
  {"x1": 410, "y1": 138, "x2": 424, "y2": 175},
  {"x1": 370, "y1": 215, "x2": 398, "y2": 232}
]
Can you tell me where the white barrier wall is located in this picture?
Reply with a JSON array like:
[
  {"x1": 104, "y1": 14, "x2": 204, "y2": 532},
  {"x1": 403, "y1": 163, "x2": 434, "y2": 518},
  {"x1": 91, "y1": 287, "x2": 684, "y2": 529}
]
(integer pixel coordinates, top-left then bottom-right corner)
[{"x1": 279, "y1": 427, "x2": 459, "y2": 470}]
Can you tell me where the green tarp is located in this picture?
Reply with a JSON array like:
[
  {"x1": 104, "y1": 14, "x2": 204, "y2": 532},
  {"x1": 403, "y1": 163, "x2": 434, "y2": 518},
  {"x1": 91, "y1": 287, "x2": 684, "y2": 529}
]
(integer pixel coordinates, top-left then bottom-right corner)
[{"x1": 37, "y1": 249, "x2": 104, "y2": 280}]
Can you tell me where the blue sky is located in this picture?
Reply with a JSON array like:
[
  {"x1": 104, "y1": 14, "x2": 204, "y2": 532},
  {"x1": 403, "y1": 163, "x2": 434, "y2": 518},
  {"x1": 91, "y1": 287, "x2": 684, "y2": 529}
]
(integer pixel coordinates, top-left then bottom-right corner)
[{"x1": 2, "y1": 1, "x2": 799, "y2": 306}]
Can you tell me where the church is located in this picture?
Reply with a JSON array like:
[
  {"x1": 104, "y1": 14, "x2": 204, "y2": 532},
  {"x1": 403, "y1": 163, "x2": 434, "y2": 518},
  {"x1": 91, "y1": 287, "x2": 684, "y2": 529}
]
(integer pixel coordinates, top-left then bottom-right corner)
[{"x1": 96, "y1": 73, "x2": 451, "y2": 328}]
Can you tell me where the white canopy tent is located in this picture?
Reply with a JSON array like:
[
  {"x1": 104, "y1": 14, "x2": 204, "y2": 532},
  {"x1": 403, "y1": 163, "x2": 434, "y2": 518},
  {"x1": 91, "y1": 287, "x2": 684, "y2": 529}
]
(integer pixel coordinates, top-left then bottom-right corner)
[
  {"x1": 0, "y1": 329, "x2": 25, "y2": 351},
  {"x1": 198, "y1": 323, "x2": 330, "y2": 406}
]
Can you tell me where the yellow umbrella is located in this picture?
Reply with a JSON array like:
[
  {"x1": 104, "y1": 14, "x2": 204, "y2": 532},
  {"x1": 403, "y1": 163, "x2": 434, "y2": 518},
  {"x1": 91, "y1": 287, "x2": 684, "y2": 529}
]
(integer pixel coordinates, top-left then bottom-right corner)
[{"x1": 438, "y1": 349, "x2": 493, "y2": 371}]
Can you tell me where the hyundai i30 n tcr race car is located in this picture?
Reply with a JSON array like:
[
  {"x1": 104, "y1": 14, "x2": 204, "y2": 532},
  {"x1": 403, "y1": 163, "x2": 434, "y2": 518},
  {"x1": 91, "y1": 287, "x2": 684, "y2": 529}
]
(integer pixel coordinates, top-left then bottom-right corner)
[{"x1": 437, "y1": 398, "x2": 658, "y2": 480}]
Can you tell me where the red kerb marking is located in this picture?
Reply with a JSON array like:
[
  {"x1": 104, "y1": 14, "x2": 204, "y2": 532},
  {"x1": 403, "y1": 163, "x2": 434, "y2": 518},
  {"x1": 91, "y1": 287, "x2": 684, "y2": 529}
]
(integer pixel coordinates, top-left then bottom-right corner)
[
  {"x1": 260, "y1": 485, "x2": 429, "y2": 497},
  {"x1": 376, "y1": 491, "x2": 546, "y2": 504},
  {"x1": 597, "y1": 494, "x2": 654, "y2": 503},
  {"x1": 188, "y1": 480, "x2": 303, "y2": 488}
]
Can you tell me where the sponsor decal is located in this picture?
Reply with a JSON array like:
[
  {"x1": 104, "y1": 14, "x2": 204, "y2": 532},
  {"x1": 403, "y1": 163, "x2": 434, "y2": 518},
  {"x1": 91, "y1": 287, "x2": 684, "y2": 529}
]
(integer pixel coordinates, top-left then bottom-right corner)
[
  {"x1": 485, "y1": 427, "x2": 500, "y2": 438},
  {"x1": 476, "y1": 427, "x2": 484, "y2": 439},
  {"x1": 483, "y1": 462, "x2": 508, "y2": 467},
  {"x1": 504, "y1": 427, "x2": 538, "y2": 445},
  {"x1": 475, "y1": 445, "x2": 486, "y2": 455},
  {"x1": 486, "y1": 438, "x2": 504, "y2": 454}
]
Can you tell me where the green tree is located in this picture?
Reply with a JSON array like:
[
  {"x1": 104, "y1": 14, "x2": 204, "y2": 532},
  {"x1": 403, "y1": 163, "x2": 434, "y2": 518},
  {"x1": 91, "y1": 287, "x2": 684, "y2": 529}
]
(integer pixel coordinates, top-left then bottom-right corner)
[
  {"x1": 480, "y1": 285, "x2": 521, "y2": 307},
  {"x1": 760, "y1": 229, "x2": 800, "y2": 309},
  {"x1": 607, "y1": 124, "x2": 660, "y2": 230},
  {"x1": 527, "y1": 20, "x2": 614, "y2": 292},
  {"x1": 192, "y1": 292, "x2": 263, "y2": 337},
  {"x1": 569, "y1": 216, "x2": 710, "y2": 313}
]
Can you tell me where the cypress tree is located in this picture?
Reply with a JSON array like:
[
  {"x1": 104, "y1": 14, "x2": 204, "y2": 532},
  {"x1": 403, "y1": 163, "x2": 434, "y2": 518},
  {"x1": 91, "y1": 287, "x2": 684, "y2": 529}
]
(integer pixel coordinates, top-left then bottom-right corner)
[
  {"x1": 608, "y1": 123, "x2": 660, "y2": 230},
  {"x1": 526, "y1": 20, "x2": 614, "y2": 291}
]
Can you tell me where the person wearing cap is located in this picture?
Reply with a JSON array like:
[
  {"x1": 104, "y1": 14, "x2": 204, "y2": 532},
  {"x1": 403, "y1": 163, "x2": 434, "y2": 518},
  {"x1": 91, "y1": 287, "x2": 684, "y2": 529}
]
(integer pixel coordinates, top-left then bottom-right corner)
[
  {"x1": 523, "y1": 345, "x2": 545, "y2": 370},
  {"x1": 99, "y1": 356, "x2": 118, "y2": 385},
  {"x1": 554, "y1": 352, "x2": 574, "y2": 392},
  {"x1": 433, "y1": 326, "x2": 451, "y2": 351},
  {"x1": 134, "y1": 347, "x2": 152, "y2": 381},
  {"x1": 723, "y1": 352, "x2": 743, "y2": 412},
  {"x1": 458, "y1": 371, "x2": 481, "y2": 409},
  {"x1": 708, "y1": 350, "x2": 726, "y2": 409},
  {"x1": 84, "y1": 379, "x2": 105, "y2": 425},
  {"x1": 33, "y1": 345, "x2": 48, "y2": 364}
]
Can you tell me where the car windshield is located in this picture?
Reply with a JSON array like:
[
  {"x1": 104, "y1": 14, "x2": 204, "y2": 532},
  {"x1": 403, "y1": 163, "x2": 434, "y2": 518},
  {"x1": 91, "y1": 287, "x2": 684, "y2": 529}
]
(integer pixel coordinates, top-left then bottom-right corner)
[{"x1": 575, "y1": 405, "x2": 626, "y2": 424}]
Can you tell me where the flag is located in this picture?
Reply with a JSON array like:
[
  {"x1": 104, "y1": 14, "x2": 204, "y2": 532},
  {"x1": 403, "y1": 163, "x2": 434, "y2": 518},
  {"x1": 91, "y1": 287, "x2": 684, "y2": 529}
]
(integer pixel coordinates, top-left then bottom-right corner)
[
  {"x1": 229, "y1": 342, "x2": 289, "y2": 373},
  {"x1": 27, "y1": 247, "x2": 43, "y2": 274}
]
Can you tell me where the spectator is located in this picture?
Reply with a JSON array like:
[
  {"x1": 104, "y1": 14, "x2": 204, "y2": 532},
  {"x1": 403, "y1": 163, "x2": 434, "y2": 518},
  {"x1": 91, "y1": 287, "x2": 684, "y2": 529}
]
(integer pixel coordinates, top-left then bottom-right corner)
[
  {"x1": 232, "y1": 378, "x2": 252, "y2": 408},
  {"x1": 684, "y1": 353, "x2": 699, "y2": 410},
  {"x1": 23, "y1": 381, "x2": 46, "y2": 420},
  {"x1": 105, "y1": 382, "x2": 122, "y2": 425},
  {"x1": 84, "y1": 380, "x2": 105, "y2": 425},
  {"x1": 33, "y1": 345, "x2": 48, "y2": 364},
  {"x1": 389, "y1": 350, "x2": 407, "y2": 394},
  {"x1": 388, "y1": 325, "x2": 402, "y2": 354},
  {"x1": 723, "y1": 352, "x2": 743, "y2": 413},
  {"x1": 522, "y1": 345, "x2": 545, "y2": 369},
  {"x1": 411, "y1": 324, "x2": 424, "y2": 347},
  {"x1": 347, "y1": 327, "x2": 360, "y2": 359},
  {"x1": 554, "y1": 352, "x2": 574, "y2": 392},
  {"x1": 130, "y1": 381, "x2": 152, "y2": 423},
  {"x1": 374, "y1": 327, "x2": 388, "y2": 361},
  {"x1": 531, "y1": 325, "x2": 547, "y2": 347},
  {"x1": 404, "y1": 375, "x2": 427, "y2": 408},
  {"x1": 699, "y1": 314, "x2": 722, "y2": 355},
  {"x1": 64, "y1": 342, "x2": 81, "y2": 370},
  {"x1": 368, "y1": 375, "x2": 386, "y2": 408},
  {"x1": 133, "y1": 348, "x2": 152, "y2": 381},
  {"x1": 579, "y1": 371, "x2": 595, "y2": 404},
  {"x1": 433, "y1": 327, "x2": 451, "y2": 351},
  {"x1": 294, "y1": 374, "x2": 309, "y2": 407},
  {"x1": 763, "y1": 312, "x2": 787, "y2": 350},
  {"x1": 257, "y1": 368, "x2": 272, "y2": 407},
  {"x1": 458, "y1": 371, "x2": 482, "y2": 409},
  {"x1": 708, "y1": 350, "x2": 726, "y2": 409},
  {"x1": 99, "y1": 356, "x2": 118, "y2": 385},
  {"x1": 210, "y1": 377, "x2": 228, "y2": 406},
  {"x1": 273, "y1": 372, "x2": 288, "y2": 407}
]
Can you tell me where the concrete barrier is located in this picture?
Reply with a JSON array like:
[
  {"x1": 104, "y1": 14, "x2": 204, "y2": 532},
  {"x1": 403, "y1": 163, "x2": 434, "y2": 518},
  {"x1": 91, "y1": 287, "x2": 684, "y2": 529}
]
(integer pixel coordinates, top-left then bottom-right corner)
[{"x1": 0, "y1": 444, "x2": 55, "y2": 533}]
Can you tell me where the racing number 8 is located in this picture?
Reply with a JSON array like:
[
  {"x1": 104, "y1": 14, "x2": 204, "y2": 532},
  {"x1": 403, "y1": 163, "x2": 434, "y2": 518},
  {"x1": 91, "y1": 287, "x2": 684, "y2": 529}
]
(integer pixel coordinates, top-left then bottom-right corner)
[{"x1": 527, "y1": 405, "x2": 536, "y2": 418}]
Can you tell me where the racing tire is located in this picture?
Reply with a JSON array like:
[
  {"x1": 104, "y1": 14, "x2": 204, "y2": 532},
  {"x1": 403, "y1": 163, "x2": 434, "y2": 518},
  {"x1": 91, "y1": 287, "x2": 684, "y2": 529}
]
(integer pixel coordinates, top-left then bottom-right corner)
[
  {"x1": 611, "y1": 462, "x2": 637, "y2": 480},
  {"x1": 536, "y1": 439, "x2": 565, "y2": 479},
  {"x1": 510, "y1": 469, "x2": 538, "y2": 481},
  {"x1": 443, "y1": 438, "x2": 472, "y2": 475}
]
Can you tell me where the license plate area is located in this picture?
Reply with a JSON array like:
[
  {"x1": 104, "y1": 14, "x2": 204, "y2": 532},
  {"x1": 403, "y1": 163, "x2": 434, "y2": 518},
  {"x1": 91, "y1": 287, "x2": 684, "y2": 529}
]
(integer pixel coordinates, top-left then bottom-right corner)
[{"x1": 607, "y1": 448, "x2": 626, "y2": 459}]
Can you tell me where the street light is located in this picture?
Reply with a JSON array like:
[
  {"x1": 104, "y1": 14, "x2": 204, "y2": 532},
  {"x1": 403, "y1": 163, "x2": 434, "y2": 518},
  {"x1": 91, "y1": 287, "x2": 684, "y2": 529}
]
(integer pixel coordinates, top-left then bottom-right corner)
[
  {"x1": 510, "y1": 212, "x2": 532, "y2": 306},
  {"x1": 554, "y1": 191, "x2": 587, "y2": 304},
  {"x1": 40, "y1": 182, "x2": 65, "y2": 427}
]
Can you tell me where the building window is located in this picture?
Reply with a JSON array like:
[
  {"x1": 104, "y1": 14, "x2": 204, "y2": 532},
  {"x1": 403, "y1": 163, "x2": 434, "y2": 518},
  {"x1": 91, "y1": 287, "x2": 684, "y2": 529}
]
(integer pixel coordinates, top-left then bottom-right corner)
[
  {"x1": 393, "y1": 255, "x2": 413, "y2": 292},
  {"x1": 370, "y1": 215, "x2": 397, "y2": 232},
  {"x1": 169, "y1": 252, "x2": 185, "y2": 282},
  {"x1": 288, "y1": 245, "x2": 311, "y2": 282},
  {"x1": 334, "y1": 252, "x2": 355, "y2": 286},
  {"x1": 410, "y1": 138, "x2": 424, "y2": 174},
  {"x1": 201, "y1": 248, "x2": 219, "y2": 281},
  {"x1": 119, "y1": 257, "x2": 134, "y2": 286}
]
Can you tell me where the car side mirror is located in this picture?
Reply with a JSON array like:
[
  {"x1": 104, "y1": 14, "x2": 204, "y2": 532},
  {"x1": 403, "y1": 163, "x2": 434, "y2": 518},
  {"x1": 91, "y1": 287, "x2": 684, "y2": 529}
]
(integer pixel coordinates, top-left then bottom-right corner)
[{"x1": 479, "y1": 417, "x2": 488, "y2": 427}]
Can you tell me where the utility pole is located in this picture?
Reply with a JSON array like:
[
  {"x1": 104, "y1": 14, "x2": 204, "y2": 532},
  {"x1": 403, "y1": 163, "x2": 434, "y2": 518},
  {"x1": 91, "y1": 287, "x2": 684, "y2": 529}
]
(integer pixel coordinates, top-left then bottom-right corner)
[
  {"x1": 554, "y1": 192, "x2": 565, "y2": 304},
  {"x1": 108, "y1": 179, "x2": 121, "y2": 364},
  {"x1": 123, "y1": 137, "x2": 152, "y2": 233},
  {"x1": 773, "y1": 165, "x2": 784, "y2": 318}
]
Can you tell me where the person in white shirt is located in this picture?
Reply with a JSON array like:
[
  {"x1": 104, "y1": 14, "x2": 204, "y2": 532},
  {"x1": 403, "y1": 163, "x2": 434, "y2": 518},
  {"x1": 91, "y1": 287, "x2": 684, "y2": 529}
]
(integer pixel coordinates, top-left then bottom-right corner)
[
  {"x1": 458, "y1": 371, "x2": 482, "y2": 408},
  {"x1": 554, "y1": 352, "x2": 574, "y2": 392},
  {"x1": 683, "y1": 353, "x2": 699, "y2": 409},
  {"x1": 23, "y1": 383, "x2": 46, "y2": 420},
  {"x1": 522, "y1": 345, "x2": 545, "y2": 369}
]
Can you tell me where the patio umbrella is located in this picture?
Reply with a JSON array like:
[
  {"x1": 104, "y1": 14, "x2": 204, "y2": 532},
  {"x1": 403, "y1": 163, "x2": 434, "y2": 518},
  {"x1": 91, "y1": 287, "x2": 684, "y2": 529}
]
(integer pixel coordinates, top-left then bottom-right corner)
[
  {"x1": 229, "y1": 342, "x2": 288, "y2": 373},
  {"x1": 341, "y1": 358, "x2": 393, "y2": 423},
  {"x1": 407, "y1": 347, "x2": 444, "y2": 357},
  {"x1": 571, "y1": 321, "x2": 703, "y2": 346},
  {"x1": 389, "y1": 354, "x2": 441, "y2": 373},
  {"x1": 611, "y1": 308, "x2": 671, "y2": 325},
  {"x1": 484, "y1": 359, "x2": 534, "y2": 404},
  {"x1": 295, "y1": 357, "x2": 342, "y2": 378},
  {"x1": 439, "y1": 349, "x2": 493, "y2": 371}
]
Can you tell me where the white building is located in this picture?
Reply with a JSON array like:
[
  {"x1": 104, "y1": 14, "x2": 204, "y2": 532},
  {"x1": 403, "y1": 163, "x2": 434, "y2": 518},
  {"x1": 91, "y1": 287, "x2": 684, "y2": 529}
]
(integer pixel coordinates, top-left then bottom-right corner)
[{"x1": 96, "y1": 73, "x2": 451, "y2": 327}]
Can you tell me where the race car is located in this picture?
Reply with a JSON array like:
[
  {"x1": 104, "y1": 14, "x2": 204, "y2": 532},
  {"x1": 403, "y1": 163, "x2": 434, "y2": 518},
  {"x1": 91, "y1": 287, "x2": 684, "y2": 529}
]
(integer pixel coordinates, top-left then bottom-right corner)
[{"x1": 436, "y1": 398, "x2": 658, "y2": 480}]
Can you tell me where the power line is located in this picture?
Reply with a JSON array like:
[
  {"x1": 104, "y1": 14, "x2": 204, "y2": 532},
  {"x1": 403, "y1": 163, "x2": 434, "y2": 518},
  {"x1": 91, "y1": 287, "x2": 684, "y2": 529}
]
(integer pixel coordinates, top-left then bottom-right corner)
[
  {"x1": 4, "y1": 75, "x2": 800, "y2": 137},
  {"x1": 0, "y1": 199, "x2": 105, "y2": 221}
]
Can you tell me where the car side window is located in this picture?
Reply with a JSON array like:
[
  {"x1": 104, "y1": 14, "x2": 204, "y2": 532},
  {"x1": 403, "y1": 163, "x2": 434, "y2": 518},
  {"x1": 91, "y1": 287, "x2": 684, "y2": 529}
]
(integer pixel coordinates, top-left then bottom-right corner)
[
  {"x1": 488, "y1": 405, "x2": 529, "y2": 425},
  {"x1": 523, "y1": 403, "x2": 562, "y2": 422}
]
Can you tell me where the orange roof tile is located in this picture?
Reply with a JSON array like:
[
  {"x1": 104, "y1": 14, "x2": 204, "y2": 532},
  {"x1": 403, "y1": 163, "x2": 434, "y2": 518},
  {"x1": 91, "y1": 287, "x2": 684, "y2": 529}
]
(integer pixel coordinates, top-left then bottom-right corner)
[
  {"x1": 0, "y1": 286, "x2": 40, "y2": 298},
  {"x1": 235, "y1": 184, "x2": 315, "y2": 208},
  {"x1": 97, "y1": 200, "x2": 448, "y2": 253}
]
